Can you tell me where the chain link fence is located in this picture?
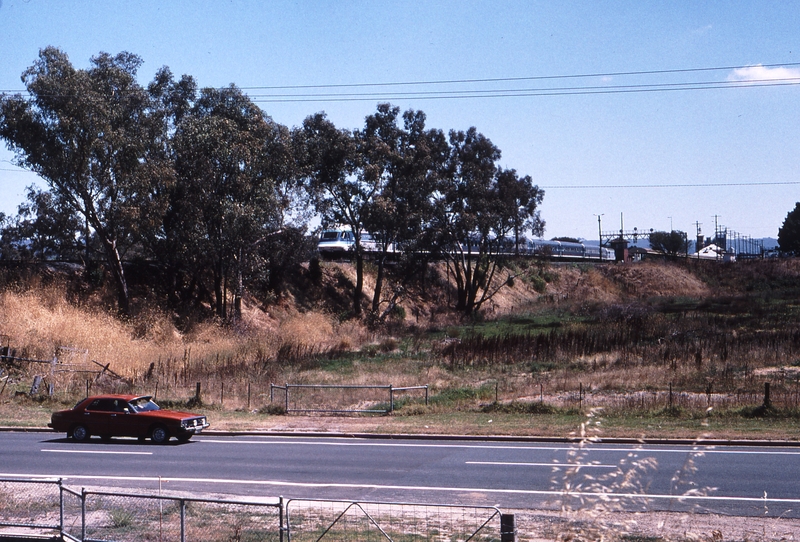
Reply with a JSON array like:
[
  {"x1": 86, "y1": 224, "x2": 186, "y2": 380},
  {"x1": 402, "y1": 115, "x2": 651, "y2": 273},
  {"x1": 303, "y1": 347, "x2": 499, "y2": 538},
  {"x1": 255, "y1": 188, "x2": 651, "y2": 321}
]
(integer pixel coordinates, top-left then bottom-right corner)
[
  {"x1": 0, "y1": 477, "x2": 62, "y2": 536},
  {"x1": 79, "y1": 490, "x2": 282, "y2": 542},
  {"x1": 0, "y1": 478, "x2": 511, "y2": 541}
]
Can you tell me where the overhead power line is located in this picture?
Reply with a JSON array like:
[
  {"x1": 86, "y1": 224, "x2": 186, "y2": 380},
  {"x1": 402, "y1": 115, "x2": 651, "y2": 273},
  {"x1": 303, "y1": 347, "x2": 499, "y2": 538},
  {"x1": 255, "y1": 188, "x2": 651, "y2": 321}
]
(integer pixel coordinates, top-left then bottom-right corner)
[
  {"x1": 2, "y1": 62, "x2": 799, "y2": 102},
  {"x1": 245, "y1": 79, "x2": 800, "y2": 103},
  {"x1": 542, "y1": 181, "x2": 800, "y2": 189},
  {"x1": 240, "y1": 61, "x2": 800, "y2": 90},
  {"x1": 3, "y1": 163, "x2": 798, "y2": 191}
]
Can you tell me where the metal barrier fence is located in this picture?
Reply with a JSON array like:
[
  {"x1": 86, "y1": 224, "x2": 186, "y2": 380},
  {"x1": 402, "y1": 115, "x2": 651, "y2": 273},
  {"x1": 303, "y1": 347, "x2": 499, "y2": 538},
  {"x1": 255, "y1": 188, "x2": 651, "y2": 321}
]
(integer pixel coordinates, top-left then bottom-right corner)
[
  {"x1": 0, "y1": 477, "x2": 62, "y2": 535},
  {"x1": 0, "y1": 479, "x2": 283, "y2": 542},
  {"x1": 76, "y1": 490, "x2": 282, "y2": 542},
  {"x1": 284, "y1": 498, "x2": 502, "y2": 541},
  {"x1": 270, "y1": 383, "x2": 429, "y2": 414},
  {"x1": 0, "y1": 478, "x2": 512, "y2": 541}
]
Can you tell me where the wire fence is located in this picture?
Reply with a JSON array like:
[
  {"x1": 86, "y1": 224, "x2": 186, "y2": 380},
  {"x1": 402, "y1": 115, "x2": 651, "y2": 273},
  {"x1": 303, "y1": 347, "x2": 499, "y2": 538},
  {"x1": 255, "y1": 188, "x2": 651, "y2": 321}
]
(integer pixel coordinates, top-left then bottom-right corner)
[
  {"x1": 270, "y1": 383, "x2": 429, "y2": 414},
  {"x1": 0, "y1": 477, "x2": 62, "y2": 534},
  {"x1": 79, "y1": 489, "x2": 283, "y2": 542},
  {"x1": 0, "y1": 478, "x2": 510, "y2": 542},
  {"x1": 4, "y1": 477, "x2": 800, "y2": 540},
  {"x1": 285, "y1": 498, "x2": 502, "y2": 541}
]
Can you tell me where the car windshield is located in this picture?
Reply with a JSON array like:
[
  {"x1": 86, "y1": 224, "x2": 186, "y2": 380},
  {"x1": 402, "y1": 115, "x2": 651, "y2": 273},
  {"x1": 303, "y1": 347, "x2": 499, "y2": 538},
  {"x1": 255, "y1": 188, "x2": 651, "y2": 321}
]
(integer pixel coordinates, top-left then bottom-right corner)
[{"x1": 129, "y1": 397, "x2": 160, "y2": 413}]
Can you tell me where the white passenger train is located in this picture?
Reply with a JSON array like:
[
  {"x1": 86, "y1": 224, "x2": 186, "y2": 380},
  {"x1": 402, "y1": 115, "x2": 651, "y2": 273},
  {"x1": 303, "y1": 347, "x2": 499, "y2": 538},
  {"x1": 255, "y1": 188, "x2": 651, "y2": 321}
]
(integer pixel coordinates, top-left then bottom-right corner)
[
  {"x1": 317, "y1": 228, "x2": 395, "y2": 258},
  {"x1": 317, "y1": 227, "x2": 613, "y2": 261},
  {"x1": 526, "y1": 238, "x2": 614, "y2": 260}
]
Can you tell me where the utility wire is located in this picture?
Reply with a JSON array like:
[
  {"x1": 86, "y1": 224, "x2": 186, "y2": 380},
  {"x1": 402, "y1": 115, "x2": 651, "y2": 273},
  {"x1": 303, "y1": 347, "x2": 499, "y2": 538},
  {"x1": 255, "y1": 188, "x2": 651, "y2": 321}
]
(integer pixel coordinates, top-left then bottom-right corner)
[
  {"x1": 542, "y1": 181, "x2": 800, "y2": 189},
  {"x1": 246, "y1": 79, "x2": 800, "y2": 103},
  {"x1": 2, "y1": 62, "x2": 799, "y2": 101},
  {"x1": 237, "y1": 62, "x2": 800, "y2": 90},
  {"x1": 3, "y1": 165, "x2": 798, "y2": 190}
]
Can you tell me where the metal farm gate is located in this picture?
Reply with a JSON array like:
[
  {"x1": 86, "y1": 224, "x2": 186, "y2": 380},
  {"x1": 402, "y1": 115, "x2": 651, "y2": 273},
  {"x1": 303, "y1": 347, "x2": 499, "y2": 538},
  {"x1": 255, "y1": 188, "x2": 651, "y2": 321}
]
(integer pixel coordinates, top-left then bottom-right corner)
[{"x1": 284, "y1": 498, "x2": 504, "y2": 541}]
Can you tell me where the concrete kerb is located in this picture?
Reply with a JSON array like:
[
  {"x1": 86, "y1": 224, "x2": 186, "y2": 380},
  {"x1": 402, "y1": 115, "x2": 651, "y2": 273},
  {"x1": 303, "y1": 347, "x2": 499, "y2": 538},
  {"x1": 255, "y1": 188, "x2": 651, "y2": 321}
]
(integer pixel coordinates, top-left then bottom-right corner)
[{"x1": 3, "y1": 426, "x2": 799, "y2": 447}]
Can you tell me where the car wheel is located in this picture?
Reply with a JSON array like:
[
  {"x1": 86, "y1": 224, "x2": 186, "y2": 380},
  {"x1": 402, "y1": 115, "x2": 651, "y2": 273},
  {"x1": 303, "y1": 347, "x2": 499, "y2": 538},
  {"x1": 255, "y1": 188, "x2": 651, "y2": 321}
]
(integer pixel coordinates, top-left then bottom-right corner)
[
  {"x1": 150, "y1": 425, "x2": 170, "y2": 444},
  {"x1": 71, "y1": 424, "x2": 90, "y2": 442}
]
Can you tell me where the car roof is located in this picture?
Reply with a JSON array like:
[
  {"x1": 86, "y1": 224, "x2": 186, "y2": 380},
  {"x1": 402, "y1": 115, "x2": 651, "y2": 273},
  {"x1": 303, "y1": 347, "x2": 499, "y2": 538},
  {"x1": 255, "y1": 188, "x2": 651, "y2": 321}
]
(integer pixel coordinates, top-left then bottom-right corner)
[{"x1": 83, "y1": 394, "x2": 150, "y2": 402}]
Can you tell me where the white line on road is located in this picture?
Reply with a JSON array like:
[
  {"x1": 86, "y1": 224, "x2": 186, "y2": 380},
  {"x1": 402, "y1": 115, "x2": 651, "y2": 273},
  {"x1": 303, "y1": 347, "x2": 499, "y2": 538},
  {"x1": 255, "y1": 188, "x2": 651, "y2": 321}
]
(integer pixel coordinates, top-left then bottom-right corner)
[
  {"x1": 41, "y1": 449, "x2": 153, "y2": 455},
  {"x1": 199, "y1": 438, "x2": 800, "y2": 455},
  {"x1": 467, "y1": 461, "x2": 616, "y2": 468},
  {"x1": 3, "y1": 472, "x2": 799, "y2": 505}
]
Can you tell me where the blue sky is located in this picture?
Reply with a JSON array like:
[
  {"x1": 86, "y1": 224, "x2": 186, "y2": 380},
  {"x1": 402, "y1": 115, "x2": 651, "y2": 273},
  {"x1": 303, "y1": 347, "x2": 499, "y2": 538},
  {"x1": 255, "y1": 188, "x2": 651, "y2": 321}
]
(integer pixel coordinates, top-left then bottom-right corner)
[{"x1": 1, "y1": 1, "x2": 798, "y2": 241}]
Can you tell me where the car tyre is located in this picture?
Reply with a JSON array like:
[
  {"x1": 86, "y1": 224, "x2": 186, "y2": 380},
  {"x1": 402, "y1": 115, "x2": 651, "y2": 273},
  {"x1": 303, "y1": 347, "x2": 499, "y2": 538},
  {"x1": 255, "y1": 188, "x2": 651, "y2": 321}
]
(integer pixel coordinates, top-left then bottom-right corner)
[
  {"x1": 71, "y1": 424, "x2": 90, "y2": 442},
  {"x1": 150, "y1": 425, "x2": 170, "y2": 444}
]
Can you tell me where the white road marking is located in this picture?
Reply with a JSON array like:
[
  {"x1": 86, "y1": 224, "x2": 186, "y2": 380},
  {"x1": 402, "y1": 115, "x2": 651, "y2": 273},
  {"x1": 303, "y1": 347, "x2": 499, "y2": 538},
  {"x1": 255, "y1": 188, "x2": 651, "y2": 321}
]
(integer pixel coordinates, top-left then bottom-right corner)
[
  {"x1": 3, "y1": 472, "x2": 799, "y2": 505},
  {"x1": 199, "y1": 438, "x2": 800, "y2": 455},
  {"x1": 41, "y1": 449, "x2": 152, "y2": 456},
  {"x1": 467, "y1": 461, "x2": 616, "y2": 468}
]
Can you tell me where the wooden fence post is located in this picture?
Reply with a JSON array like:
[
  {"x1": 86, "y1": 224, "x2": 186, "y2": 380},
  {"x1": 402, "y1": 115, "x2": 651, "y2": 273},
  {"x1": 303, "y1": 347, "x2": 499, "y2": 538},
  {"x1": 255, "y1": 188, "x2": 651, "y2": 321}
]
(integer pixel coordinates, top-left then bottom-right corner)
[{"x1": 669, "y1": 382, "x2": 673, "y2": 410}]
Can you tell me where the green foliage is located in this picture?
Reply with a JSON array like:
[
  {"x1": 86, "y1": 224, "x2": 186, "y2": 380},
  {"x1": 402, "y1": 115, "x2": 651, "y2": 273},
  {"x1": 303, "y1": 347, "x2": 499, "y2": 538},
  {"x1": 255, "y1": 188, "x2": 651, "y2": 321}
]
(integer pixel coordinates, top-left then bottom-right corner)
[
  {"x1": 429, "y1": 384, "x2": 495, "y2": 406},
  {"x1": 260, "y1": 403, "x2": 286, "y2": 415},
  {"x1": 481, "y1": 401, "x2": 556, "y2": 414},
  {"x1": 109, "y1": 508, "x2": 136, "y2": 529},
  {"x1": 0, "y1": 47, "x2": 153, "y2": 313},
  {"x1": 390, "y1": 304, "x2": 406, "y2": 321},
  {"x1": 734, "y1": 405, "x2": 800, "y2": 419},
  {"x1": 530, "y1": 361, "x2": 558, "y2": 374},
  {"x1": 2, "y1": 48, "x2": 543, "y2": 323},
  {"x1": 648, "y1": 230, "x2": 688, "y2": 255},
  {"x1": 778, "y1": 202, "x2": 800, "y2": 255},
  {"x1": 529, "y1": 274, "x2": 547, "y2": 293}
]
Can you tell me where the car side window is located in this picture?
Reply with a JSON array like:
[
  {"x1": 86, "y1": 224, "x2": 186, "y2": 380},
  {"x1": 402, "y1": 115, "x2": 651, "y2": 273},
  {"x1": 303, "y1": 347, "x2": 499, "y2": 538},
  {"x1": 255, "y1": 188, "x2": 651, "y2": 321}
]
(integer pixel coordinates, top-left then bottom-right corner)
[{"x1": 87, "y1": 399, "x2": 116, "y2": 412}]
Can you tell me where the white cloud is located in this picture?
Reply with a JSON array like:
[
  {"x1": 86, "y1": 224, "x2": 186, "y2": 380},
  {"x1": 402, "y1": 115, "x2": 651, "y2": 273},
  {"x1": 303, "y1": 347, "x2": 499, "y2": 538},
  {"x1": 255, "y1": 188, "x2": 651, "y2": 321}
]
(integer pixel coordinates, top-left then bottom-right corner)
[{"x1": 727, "y1": 64, "x2": 800, "y2": 83}]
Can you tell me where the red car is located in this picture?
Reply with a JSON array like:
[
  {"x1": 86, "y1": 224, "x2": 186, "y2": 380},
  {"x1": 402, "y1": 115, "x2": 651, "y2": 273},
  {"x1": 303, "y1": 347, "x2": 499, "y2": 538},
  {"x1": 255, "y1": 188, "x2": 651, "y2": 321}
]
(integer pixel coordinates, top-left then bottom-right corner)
[{"x1": 49, "y1": 394, "x2": 209, "y2": 444}]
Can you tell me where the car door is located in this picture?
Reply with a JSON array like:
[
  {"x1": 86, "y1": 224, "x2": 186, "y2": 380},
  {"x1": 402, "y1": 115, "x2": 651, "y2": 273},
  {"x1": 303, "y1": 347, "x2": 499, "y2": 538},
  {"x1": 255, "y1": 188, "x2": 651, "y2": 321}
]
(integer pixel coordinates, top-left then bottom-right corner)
[
  {"x1": 116, "y1": 399, "x2": 151, "y2": 438},
  {"x1": 82, "y1": 398, "x2": 117, "y2": 437}
]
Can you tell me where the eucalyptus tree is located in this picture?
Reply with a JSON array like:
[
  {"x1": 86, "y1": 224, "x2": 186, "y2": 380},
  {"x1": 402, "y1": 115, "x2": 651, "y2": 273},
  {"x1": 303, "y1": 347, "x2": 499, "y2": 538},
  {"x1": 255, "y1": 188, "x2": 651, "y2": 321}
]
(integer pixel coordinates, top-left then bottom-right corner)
[
  {"x1": 495, "y1": 167, "x2": 545, "y2": 255},
  {"x1": 778, "y1": 203, "x2": 800, "y2": 255},
  {"x1": 649, "y1": 230, "x2": 688, "y2": 256},
  {"x1": 9, "y1": 186, "x2": 84, "y2": 260},
  {"x1": 358, "y1": 104, "x2": 448, "y2": 320},
  {"x1": 298, "y1": 112, "x2": 371, "y2": 316},
  {"x1": 254, "y1": 119, "x2": 313, "y2": 295},
  {"x1": 431, "y1": 127, "x2": 544, "y2": 314},
  {"x1": 0, "y1": 47, "x2": 153, "y2": 314},
  {"x1": 173, "y1": 85, "x2": 281, "y2": 320},
  {"x1": 137, "y1": 68, "x2": 198, "y2": 307}
]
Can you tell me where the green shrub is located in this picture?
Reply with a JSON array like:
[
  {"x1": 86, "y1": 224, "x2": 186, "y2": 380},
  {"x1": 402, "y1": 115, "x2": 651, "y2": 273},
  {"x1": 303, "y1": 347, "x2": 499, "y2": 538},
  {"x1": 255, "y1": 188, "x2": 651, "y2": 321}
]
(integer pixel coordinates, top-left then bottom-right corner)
[
  {"x1": 260, "y1": 403, "x2": 286, "y2": 415},
  {"x1": 482, "y1": 401, "x2": 557, "y2": 415}
]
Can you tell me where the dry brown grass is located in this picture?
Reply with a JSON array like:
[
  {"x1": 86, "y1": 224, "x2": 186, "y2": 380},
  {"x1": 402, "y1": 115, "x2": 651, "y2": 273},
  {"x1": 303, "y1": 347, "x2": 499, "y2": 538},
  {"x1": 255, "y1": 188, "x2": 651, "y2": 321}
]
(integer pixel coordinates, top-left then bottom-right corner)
[
  {"x1": 3, "y1": 259, "x2": 800, "y2": 434},
  {"x1": 0, "y1": 282, "x2": 370, "y2": 386}
]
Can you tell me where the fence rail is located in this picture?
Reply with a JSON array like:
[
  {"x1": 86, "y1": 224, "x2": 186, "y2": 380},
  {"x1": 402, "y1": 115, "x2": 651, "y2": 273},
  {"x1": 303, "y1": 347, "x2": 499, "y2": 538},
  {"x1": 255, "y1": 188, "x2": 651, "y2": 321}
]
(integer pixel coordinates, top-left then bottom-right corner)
[
  {"x1": 285, "y1": 498, "x2": 502, "y2": 541},
  {"x1": 270, "y1": 383, "x2": 429, "y2": 414},
  {"x1": 0, "y1": 478, "x2": 512, "y2": 542}
]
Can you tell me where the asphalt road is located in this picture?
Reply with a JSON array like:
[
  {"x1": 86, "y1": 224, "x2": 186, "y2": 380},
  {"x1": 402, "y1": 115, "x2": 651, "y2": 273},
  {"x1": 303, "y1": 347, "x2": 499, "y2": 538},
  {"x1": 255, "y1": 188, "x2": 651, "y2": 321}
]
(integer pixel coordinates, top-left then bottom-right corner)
[{"x1": 1, "y1": 431, "x2": 799, "y2": 517}]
